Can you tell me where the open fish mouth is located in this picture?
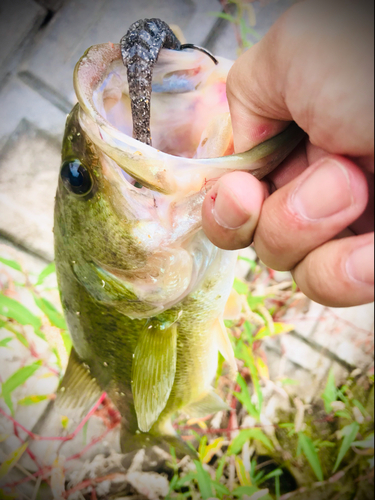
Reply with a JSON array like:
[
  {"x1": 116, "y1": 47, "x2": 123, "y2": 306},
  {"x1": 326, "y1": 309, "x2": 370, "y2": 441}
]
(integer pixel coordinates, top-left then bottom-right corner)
[
  {"x1": 74, "y1": 42, "x2": 234, "y2": 195},
  {"x1": 74, "y1": 43, "x2": 305, "y2": 197}
]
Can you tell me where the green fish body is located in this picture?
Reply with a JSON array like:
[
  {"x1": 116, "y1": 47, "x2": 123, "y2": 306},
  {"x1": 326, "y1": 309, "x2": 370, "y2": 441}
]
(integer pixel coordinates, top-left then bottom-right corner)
[{"x1": 52, "y1": 42, "x2": 304, "y2": 455}]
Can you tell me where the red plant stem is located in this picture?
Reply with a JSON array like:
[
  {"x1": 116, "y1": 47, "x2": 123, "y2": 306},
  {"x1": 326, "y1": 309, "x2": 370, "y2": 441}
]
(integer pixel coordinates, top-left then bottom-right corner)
[
  {"x1": 63, "y1": 473, "x2": 123, "y2": 498},
  {"x1": 0, "y1": 408, "x2": 35, "y2": 438},
  {"x1": 41, "y1": 392, "x2": 107, "y2": 442},
  {"x1": 66, "y1": 425, "x2": 117, "y2": 461},
  {"x1": 0, "y1": 393, "x2": 107, "y2": 442},
  {"x1": 3, "y1": 422, "x2": 118, "y2": 490}
]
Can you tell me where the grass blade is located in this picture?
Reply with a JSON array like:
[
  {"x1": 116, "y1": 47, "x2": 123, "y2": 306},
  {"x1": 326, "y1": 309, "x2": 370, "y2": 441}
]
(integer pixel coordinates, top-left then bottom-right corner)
[
  {"x1": 228, "y1": 429, "x2": 273, "y2": 455},
  {"x1": 2, "y1": 361, "x2": 42, "y2": 414},
  {"x1": 298, "y1": 433, "x2": 324, "y2": 481},
  {"x1": 33, "y1": 296, "x2": 67, "y2": 330},
  {"x1": 0, "y1": 294, "x2": 41, "y2": 330},
  {"x1": 333, "y1": 422, "x2": 360, "y2": 472},
  {"x1": 194, "y1": 460, "x2": 213, "y2": 499},
  {"x1": 0, "y1": 257, "x2": 22, "y2": 272},
  {"x1": 322, "y1": 368, "x2": 337, "y2": 413},
  {"x1": 35, "y1": 262, "x2": 55, "y2": 285}
]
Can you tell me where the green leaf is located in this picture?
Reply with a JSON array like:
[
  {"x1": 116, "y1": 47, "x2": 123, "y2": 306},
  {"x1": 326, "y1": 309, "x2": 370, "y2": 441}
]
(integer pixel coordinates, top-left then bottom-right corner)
[
  {"x1": 228, "y1": 429, "x2": 273, "y2": 455},
  {"x1": 0, "y1": 442, "x2": 28, "y2": 479},
  {"x1": 298, "y1": 433, "x2": 324, "y2": 481},
  {"x1": 18, "y1": 394, "x2": 48, "y2": 405},
  {"x1": 235, "y1": 374, "x2": 259, "y2": 420},
  {"x1": 233, "y1": 278, "x2": 248, "y2": 295},
  {"x1": 322, "y1": 368, "x2": 337, "y2": 413},
  {"x1": 215, "y1": 455, "x2": 227, "y2": 482},
  {"x1": 10, "y1": 329, "x2": 29, "y2": 348},
  {"x1": 237, "y1": 343, "x2": 263, "y2": 414},
  {"x1": 61, "y1": 330, "x2": 72, "y2": 354},
  {"x1": 0, "y1": 257, "x2": 22, "y2": 272},
  {"x1": 258, "y1": 468, "x2": 283, "y2": 485},
  {"x1": 0, "y1": 294, "x2": 41, "y2": 330},
  {"x1": 175, "y1": 471, "x2": 196, "y2": 488},
  {"x1": 238, "y1": 256, "x2": 257, "y2": 271},
  {"x1": 247, "y1": 295, "x2": 265, "y2": 309},
  {"x1": 335, "y1": 410, "x2": 352, "y2": 420},
  {"x1": 1, "y1": 361, "x2": 42, "y2": 414},
  {"x1": 333, "y1": 422, "x2": 360, "y2": 472},
  {"x1": 33, "y1": 296, "x2": 67, "y2": 330},
  {"x1": 194, "y1": 461, "x2": 213, "y2": 499},
  {"x1": 207, "y1": 11, "x2": 236, "y2": 23},
  {"x1": 0, "y1": 337, "x2": 12, "y2": 348},
  {"x1": 254, "y1": 322, "x2": 294, "y2": 341},
  {"x1": 35, "y1": 262, "x2": 55, "y2": 286},
  {"x1": 212, "y1": 480, "x2": 230, "y2": 496}
]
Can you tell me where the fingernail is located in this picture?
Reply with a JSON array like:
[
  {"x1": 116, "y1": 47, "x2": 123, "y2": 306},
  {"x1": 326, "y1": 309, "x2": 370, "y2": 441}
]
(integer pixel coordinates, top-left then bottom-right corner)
[
  {"x1": 212, "y1": 182, "x2": 251, "y2": 229},
  {"x1": 292, "y1": 158, "x2": 353, "y2": 220},
  {"x1": 346, "y1": 243, "x2": 374, "y2": 285}
]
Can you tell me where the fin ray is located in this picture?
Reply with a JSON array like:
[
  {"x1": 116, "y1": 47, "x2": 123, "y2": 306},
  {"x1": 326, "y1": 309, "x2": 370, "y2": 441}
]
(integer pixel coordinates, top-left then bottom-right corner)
[
  {"x1": 214, "y1": 317, "x2": 237, "y2": 374},
  {"x1": 132, "y1": 322, "x2": 177, "y2": 432},
  {"x1": 185, "y1": 390, "x2": 229, "y2": 418}
]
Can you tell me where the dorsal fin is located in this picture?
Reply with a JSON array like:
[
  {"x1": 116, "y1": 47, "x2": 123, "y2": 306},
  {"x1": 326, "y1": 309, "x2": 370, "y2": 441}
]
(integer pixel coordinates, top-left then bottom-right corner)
[{"x1": 132, "y1": 321, "x2": 177, "y2": 432}]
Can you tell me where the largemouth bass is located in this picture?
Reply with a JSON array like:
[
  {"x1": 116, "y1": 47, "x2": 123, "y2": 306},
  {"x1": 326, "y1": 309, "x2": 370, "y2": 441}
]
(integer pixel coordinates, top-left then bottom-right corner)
[{"x1": 50, "y1": 20, "x2": 304, "y2": 456}]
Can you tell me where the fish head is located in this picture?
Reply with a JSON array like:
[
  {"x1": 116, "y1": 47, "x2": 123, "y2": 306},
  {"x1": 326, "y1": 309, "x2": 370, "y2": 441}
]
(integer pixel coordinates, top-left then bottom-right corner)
[{"x1": 55, "y1": 43, "x2": 304, "y2": 319}]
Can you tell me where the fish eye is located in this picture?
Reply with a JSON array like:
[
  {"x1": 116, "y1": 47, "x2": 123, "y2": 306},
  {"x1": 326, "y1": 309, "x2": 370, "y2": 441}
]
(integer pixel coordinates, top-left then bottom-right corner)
[{"x1": 60, "y1": 159, "x2": 93, "y2": 196}]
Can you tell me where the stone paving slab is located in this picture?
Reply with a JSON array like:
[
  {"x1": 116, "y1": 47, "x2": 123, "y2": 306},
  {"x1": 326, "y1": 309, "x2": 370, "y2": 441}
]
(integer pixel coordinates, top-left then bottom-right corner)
[
  {"x1": 0, "y1": 120, "x2": 61, "y2": 261},
  {"x1": 20, "y1": 0, "x2": 221, "y2": 105},
  {"x1": 0, "y1": 75, "x2": 67, "y2": 149},
  {"x1": 282, "y1": 300, "x2": 374, "y2": 371},
  {"x1": 0, "y1": 0, "x2": 46, "y2": 84}
]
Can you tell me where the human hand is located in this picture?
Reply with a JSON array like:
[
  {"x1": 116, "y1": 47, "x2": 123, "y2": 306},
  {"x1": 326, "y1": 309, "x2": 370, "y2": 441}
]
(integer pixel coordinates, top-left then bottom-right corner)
[{"x1": 202, "y1": 0, "x2": 374, "y2": 307}]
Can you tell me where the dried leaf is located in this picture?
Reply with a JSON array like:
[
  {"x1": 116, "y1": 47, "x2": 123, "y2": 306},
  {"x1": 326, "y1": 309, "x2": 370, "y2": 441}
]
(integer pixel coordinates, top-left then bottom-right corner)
[
  {"x1": 18, "y1": 394, "x2": 49, "y2": 405},
  {"x1": 235, "y1": 456, "x2": 252, "y2": 486},
  {"x1": 202, "y1": 437, "x2": 224, "y2": 464},
  {"x1": 0, "y1": 442, "x2": 28, "y2": 479}
]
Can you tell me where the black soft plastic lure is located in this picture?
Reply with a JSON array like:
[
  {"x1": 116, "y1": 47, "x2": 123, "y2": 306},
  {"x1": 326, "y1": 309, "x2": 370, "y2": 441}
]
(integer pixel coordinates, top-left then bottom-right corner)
[{"x1": 120, "y1": 18, "x2": 218, "y2": 145}]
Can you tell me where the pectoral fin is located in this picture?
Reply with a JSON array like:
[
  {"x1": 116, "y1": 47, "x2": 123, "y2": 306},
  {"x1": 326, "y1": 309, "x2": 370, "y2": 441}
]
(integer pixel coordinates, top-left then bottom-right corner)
[
  {"x1": 184, "y1": 390, "x2": 229, "y2": 418},
  {"x1": 214, "y1": 316, "x2": 237, "y2": 374},
  {"x1": 132, "y1": 322, "x2": 177, "y2": 432}
]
